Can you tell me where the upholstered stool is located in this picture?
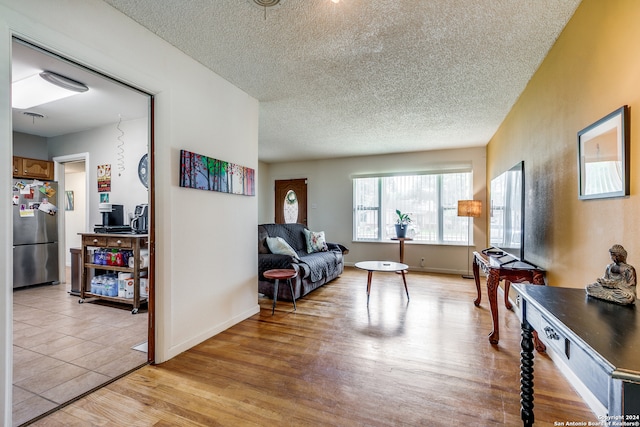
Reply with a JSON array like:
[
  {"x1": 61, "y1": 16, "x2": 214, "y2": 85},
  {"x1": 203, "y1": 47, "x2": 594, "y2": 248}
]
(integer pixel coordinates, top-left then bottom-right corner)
[{"x1": 263, "y1": 269, "x2": 297, "y2": 315}]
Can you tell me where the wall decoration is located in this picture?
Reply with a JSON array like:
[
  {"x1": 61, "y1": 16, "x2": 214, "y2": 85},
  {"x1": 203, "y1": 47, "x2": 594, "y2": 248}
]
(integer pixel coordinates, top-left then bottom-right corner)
[
  {"x1": 100, "y1": 193, "x2": 110, "y2": 203},
  {"x1": 138, "y1": 153, "x2": 149, "y2": 188},
  {"x1": 578, "y1": 105, "x2": 629, "y2": 200},
  {"x1": 65, "y1": 191, "x2": 74, "y2": 211},
  {"x1": 179, "y1": 150, "x2": 255, "y2": 196},
  {"x1": 97, "y1": 164, "x2": 112, "y2": 192}
]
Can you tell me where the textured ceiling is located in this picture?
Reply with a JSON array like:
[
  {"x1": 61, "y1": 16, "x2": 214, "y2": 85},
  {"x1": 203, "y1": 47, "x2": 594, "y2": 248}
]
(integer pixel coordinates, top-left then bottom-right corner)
[{"x1": 103, "y1": 0, "x2": 581, "y2": 163}]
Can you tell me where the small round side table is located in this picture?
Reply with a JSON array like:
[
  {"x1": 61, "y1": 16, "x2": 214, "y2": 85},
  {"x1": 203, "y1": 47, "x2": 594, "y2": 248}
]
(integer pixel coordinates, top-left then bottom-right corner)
[{"x1": 263, "y1": 269, "x2": 298, "y2": 315}]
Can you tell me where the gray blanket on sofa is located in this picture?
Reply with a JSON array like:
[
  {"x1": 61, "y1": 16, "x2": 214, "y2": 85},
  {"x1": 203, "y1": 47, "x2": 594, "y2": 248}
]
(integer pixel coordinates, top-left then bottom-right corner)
[
  {"x1": 302, "y1": 251, "x2": 342, "y2": 282},
  {"x1": 262, "y1": 223, "x2": 342, "y2": 282}
]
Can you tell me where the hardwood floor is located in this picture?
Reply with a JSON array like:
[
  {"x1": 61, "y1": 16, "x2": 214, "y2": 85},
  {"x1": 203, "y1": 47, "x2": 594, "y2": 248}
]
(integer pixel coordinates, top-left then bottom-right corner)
[{"x1": 31, "y1": 268, "x2": 595, "y2": 426}]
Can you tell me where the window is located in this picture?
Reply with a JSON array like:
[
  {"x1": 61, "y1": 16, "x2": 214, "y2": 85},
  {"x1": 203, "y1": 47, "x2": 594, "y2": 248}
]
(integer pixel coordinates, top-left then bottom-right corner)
[{"x1": 353, "y1": 171, "x2": 472, "y2": 244}]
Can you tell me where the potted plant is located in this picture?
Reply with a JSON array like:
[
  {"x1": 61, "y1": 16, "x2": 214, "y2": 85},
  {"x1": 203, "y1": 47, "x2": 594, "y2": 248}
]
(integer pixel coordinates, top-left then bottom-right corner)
[{"x1": 394, "y1": 209, "x2": 412, "y2": 238}]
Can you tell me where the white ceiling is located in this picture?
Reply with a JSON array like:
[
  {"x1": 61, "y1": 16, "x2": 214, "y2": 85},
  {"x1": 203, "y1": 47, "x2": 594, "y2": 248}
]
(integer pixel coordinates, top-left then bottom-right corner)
[
  {"x1": 11, "y1": 40, "x2": 149, "y2": 138},
  {"x1": 13, "y1": 1, "x2": 582, "y2": 163}
]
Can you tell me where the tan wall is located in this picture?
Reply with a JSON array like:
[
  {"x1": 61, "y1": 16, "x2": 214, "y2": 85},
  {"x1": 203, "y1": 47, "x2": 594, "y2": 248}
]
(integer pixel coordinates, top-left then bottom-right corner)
[{"x1": 487, "y1": 0, "x2": 640, "y2": 288}]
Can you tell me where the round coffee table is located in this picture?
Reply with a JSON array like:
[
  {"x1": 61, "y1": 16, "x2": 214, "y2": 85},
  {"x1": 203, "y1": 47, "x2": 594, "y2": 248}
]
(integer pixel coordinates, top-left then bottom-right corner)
[
  {"x1": 354, "y1": 261, "x2": 409, "y2": 305},
  {"x1": 263, "y1": 269, "x2": 298, "y2": 315}
]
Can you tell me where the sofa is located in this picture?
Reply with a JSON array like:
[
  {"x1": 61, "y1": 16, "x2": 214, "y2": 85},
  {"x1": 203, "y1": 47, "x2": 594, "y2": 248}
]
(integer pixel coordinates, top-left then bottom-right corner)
[{"x1": 258, "y1": 223, "x2": 348, "y2": 301}]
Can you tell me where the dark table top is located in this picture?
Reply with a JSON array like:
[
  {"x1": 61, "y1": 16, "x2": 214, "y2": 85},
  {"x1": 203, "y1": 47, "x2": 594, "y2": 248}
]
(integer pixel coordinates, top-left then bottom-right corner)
[{"x1": 514, "y1": 284, "x2": 640, "y2": 375}]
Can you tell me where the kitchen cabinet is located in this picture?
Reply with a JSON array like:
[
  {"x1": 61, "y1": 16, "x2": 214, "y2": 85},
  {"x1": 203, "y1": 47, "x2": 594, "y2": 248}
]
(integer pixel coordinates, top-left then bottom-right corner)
[
  {"x1": 79, "y1": 233, "x2": 148, "y2": 314},
  {"x1": 13, "y1": 156, "x2": 55, "y2": 180}
]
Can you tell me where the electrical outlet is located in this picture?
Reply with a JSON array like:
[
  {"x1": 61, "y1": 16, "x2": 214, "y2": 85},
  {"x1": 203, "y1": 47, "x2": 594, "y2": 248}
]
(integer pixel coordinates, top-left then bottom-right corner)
[{"x1": 420, "y1": 257, "x2": 425, "y2": 267}]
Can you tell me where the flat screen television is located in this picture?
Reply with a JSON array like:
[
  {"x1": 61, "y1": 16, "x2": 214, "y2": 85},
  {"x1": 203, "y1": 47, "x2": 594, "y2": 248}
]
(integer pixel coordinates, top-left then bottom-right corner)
[{"x1": 489, "y1": 161, "x2": 525, "y2": 261}]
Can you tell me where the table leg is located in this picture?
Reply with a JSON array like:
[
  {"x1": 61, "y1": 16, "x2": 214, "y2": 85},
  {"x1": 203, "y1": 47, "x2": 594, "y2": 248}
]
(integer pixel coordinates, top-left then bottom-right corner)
[
  {"x1": 533, "y1": 330, "x2": 546, "y2": 353},
  {"x1": 532, "y1": 271, "x2": 545, "y2": 285},
  {"x1": 366, "y1": 271, "x2": 373, "y2": 305},
  {"x1": 473, "y1": 255, "x2": 481, "y2": 306},
  {"x1": 287, "y1": 278, "x2": 296, "y2": 311},
  {"x1": 520, "y1": 320, "x2": 535, "y2": 427},
  {"x1": 272, "y1": 279, "x2": 279, "y2": 315},
  {"x1": 487, "y1": 269, "x2": 500, "y2": 344},
  {"x1": 504, "y1": 280, "x2": 513, "y2": 310},
  {"x1": 396, "y1": 240, "x2": 408, "y2": 274},
  {"x1": 400, "y1": 270, "x2": 409, "y2": 301}
]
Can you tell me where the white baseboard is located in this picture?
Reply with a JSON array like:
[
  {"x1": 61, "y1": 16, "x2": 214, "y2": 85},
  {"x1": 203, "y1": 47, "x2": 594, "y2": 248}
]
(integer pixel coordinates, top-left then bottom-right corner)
[{"x1": 545, "y1": 346, "x2": 607, "y2": 418}]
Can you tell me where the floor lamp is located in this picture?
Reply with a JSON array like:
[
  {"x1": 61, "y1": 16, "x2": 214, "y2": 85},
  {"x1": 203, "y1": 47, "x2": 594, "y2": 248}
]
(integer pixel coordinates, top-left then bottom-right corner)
[{"x1": 458, "y1": 200, "x2": 482, "y2": 279}]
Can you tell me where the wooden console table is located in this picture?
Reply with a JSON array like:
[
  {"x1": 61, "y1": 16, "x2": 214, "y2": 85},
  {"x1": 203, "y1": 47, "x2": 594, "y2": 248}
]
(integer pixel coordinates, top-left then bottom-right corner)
[
  {"x1": 473, "y1": 250, "x2": 544, "y2": 344},
  {"x1": 514, "y1": 284, "x2": 640, "y2": 426}
]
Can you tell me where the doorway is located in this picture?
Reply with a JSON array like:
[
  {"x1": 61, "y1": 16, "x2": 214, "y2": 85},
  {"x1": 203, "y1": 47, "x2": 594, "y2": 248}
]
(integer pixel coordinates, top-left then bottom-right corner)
[
  {"x1": 275, "y1": 179, "x2": 307, "y2": 225},
  {"x1": 10, "y1": 38, "x2": 153, "y2": 425}
]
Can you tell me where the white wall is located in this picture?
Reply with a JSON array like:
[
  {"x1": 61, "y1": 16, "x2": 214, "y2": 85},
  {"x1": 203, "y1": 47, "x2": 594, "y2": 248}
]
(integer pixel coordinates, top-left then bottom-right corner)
[
  {"x1": 12, "y1": 132, "x2": 47, "y2": 159},
  {"x1": 0, "y1": 1, "x2": 259, "y2": 424},
  {"x1": 262, "y1": 147, "x2": 487, "y2": 275},
  {"x1": 49, "y1": 118, "x2": 149, "y2": 227},
  {"x1": 257, "y1": 161, "x2": 272, "y2": 224}
]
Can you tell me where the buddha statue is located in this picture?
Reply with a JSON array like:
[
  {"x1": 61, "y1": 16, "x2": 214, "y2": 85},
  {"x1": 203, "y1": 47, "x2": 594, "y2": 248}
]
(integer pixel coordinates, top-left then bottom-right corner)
[{"x1": 586, "y1": 244, "x2": 637, "y2": 305}]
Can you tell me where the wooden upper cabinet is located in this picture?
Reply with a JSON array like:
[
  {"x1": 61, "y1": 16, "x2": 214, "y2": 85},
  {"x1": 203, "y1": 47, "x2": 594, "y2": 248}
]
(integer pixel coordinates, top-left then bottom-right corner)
[
  {"x1": 13, "y1": 157, "x2": 20, "y2": 176},
  {"x1": 13, "y1": 156, "x2": 54, "y2": 180}
]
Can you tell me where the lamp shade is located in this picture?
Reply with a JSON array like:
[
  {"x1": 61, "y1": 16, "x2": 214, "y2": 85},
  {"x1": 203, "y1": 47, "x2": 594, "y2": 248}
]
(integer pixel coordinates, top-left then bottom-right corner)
[{"x1": 457, "y1": 200, "x2": 482, "y2": 218}]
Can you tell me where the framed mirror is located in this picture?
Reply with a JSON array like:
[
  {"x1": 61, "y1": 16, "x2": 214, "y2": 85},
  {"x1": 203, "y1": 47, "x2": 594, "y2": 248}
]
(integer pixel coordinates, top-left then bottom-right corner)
[{"x1": 577, "y1": 105, "x2": 629, "y2": 200}]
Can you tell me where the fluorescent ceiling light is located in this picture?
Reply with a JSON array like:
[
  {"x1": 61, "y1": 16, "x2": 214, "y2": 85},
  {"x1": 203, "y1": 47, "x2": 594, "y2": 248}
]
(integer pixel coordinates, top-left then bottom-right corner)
[{"x1": 12, "y1": 71, "x2": 88, "y2": 109}]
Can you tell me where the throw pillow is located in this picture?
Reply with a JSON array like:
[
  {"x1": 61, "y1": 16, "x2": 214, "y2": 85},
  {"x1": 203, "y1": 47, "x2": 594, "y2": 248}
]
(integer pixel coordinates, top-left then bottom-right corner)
[
  {"x1": 258, "y1": 228, "x2": 270, "y2": 254},
  {"x1": 304, "y1": 229, "x2": 328, "y2": 253},
  {"x1": 266, "y1": 237, "x2": 299, "y2": 259}
]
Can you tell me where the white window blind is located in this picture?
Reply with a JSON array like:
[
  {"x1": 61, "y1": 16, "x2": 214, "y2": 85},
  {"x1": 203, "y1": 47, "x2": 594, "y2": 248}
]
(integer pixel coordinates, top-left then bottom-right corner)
[{"x1": 353, "y1": 171, "x2": 472, "y2": 243}]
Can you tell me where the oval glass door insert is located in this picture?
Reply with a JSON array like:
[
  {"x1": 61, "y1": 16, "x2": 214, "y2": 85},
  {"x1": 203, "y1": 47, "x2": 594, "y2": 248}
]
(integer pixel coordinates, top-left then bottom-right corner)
[{"x1": 283, "y1": 190, "x2": 298, "y2": 223}]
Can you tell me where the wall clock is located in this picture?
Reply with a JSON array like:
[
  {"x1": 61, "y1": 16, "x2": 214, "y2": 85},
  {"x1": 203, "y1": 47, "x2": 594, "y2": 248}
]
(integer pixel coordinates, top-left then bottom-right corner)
[{"x1": 138, "y1": 153, "x2": 149, "y2": 188}]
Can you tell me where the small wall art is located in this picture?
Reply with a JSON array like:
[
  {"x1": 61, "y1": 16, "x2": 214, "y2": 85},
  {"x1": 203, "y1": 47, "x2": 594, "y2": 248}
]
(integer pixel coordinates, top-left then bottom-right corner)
[
  {"x1": 179, "y1": 149, "x2": 255, "y2": 196},
  {"x1": 65, "y1": 191, "x2": 74, "y2": 211},
  {"x1": 97, "y1": 164, "x2": 111, "y2": 192},
  {"x1": 577, "y1": 105, "x2": 629, "y2": 200}
]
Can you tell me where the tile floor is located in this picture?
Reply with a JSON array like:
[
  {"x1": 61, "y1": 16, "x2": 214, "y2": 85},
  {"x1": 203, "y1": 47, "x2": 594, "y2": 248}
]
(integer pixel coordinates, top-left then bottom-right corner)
[{"x1": 12, "y1": 269, "x2": 148, "y2": 426}]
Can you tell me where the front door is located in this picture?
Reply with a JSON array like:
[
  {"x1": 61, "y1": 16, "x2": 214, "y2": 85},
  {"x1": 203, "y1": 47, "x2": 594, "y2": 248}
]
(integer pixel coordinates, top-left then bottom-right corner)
[{"x1": 275, "y1": 179, "x2": 307, "y2": 225}]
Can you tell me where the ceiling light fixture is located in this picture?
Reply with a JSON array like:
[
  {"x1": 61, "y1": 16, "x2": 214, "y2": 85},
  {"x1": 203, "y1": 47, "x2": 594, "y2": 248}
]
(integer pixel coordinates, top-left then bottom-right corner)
[
  {"x1": 252, "y1": 0, "x2": 280, "y2": 19},
  {"x1": 22, "y1": 111, "x2": 46, "y2": 124},
  {"x1": 12, "y1": 70, "x2": 88, "y2": 109}
]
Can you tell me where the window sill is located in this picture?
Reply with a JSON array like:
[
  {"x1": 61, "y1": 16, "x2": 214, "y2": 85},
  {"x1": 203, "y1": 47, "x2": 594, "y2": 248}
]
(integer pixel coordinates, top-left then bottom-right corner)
[{"x1": 352, "y1": 240, "x2": 474, "y2": 247}]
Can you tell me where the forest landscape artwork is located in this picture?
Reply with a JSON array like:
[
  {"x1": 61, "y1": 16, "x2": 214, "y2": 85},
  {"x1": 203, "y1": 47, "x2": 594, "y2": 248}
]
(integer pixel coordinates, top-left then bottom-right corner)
[{"x1": 179, "y1": 149, "x2": 255, "y2": 196}]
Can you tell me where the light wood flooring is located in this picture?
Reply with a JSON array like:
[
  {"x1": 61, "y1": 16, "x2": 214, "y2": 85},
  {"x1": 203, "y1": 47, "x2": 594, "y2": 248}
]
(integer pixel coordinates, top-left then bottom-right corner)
[
  {"x1": 12, "y1": 271, "x2": 148, "y2": 426},
  {"x1": 32, "y1": 268, "x2": 595, "y2": 426}
]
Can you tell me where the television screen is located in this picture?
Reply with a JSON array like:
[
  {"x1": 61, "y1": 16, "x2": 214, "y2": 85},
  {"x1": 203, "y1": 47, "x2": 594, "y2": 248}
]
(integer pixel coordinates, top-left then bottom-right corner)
[{"x1": 489, "y1": 161, "x2": 524, "y2": 260}]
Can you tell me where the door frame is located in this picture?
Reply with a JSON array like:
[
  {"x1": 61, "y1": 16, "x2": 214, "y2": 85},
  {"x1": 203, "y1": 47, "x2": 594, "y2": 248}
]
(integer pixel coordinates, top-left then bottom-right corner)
[
  {"x1": 16, "y1": 37, "x2": 156, "y2": 364},
  {"x1": 8, "y1": 36, "x2": 155, "y2": 411},
  {"x1": 53, "y1": 152, "x2": 90, "y2": 284},
  {"x1": 275, "y1": 178, "x2": 308, "y2": 225}
]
